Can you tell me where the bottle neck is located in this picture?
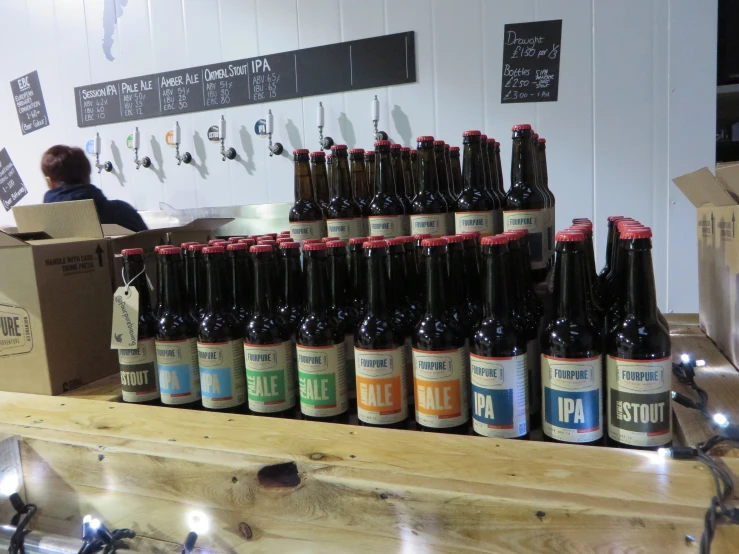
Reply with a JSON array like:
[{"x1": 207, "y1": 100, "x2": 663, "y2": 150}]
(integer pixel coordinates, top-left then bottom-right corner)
[
  {"x1": 205, "y1": 255, "x2": 226, "y2": 313},
  {"x1": 123, "y1": 257, "x2": 152, "y2": 312},
  {"x1": 334, "y1": 153, "x2": 353, "y2": 199},
  {"x1": 350, "y1": 158, "x2": 369, "y2": 200},
  {"x1": 388, "y1": 250, "x2": 408, "y2": 310},
  {"x1": 495, "y1": 146, "x2": 505, "y2": 194},
  {"x1": 294, "y1": 159, "x2": 315, "y2": 201},
  {"x1": 311, "y1": 160, "x2": 330, "y2": 204},
  {"x1": 482, "y1": 245, "x2": 510, "y2": 321},
  {"x1": 230, "y1": 253, "x2": 249, "y2": 311},
  {"x1": 329, "y1": 252, "x2": 349, "y2": 310},
  {"x1": 551, "y1": 243, "x2": 589, "y2": 323},
  {"x1": 624, "y1": 241, "x2": 659, "y2": 320},
  {"x1": 416, "y1": 146, "x2": 437, "y2": 194},
  {"x1": 450, "y1": 154, "x2": 462, "y2": 196},
  {"x1": 462, "y1": 138, "x2": 485, "y2": 192},
  {"x1": 435, "y1": 147, "x2": 450, "y2": 195},
  {"x1": 350, "y1": 247, "x2": 366, "y2": 308},
  {"x1": 162, "y1": 257, "x2": 185, "y2": 313},
  {"x1": 424, "y1": 247, "x2": 448, "y2": 317},
  {"x1": 603, "y1": 221, "x2": 615, "y2": 274},
  {"x1": 538, "y1": 145, "x2": 549, "y2": 189},
  {"x1": 375, "y1": 148, "x2": 395, "y2": 196},
  {"x1": 191, "y1": 254, "x2": 206, "y2": 312},
  {"x1": 510, "y1": 132, "x2": 538, "y2": 189},
  {"x1": 365, "y1": 250, "x2": 389, "y2": 317},
  {"x1": 304, "y1": 253, "x2": 328, "y2": 314},
  {"x1": 282, "y1": 252, "x2": 303, "y2": 309},
  {"x1": 391, "y1": 152, "x2": 406, "y2": 198},
  {"x1": 446, "y1": 245, "x2": 467, "y2": 308},
  {"x1": 402, "y1": 156, "x2": 415, "y2": 197},
  {"x1": 253, "y1": 253, "x2": 276, "y2": 317}
]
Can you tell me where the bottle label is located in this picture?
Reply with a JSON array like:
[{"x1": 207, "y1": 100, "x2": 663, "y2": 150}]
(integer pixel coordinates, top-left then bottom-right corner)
[
  {"x1": 355, "y1": 346, "x2": 408, "y2": 425},
  {"x1": 197, "y1": 340, "x2": 246, "y2": 409},
  {"x1": 455, "y1": 211, "x2": 494, "y2": 237},
  {"x1": 118, "y1": 337, "x2": 159, "y2": 403},
  {"x1": 607, "y1": 356, "x2": 672, "y2": 447},
  {"x1": 289, "y1": 220, "x2": 326, "y2": 243},
  {"x1": 412, "y1": 346, "x2": 470, "y2": 428},
  {"x1": 244, "y1": 341, "x2": 296, "y2": 413},
  {"x1": 503, "y1": 209, "x2": 547, "y2": 269},
  {"x1": 542, "y1": 355, "x2": 603, "y2": 443},
  {"x1": 410, "y1": 214, "x2": 448, "y2": 237},
  {"x1": 368, "y1": 215, "x2": 403, "y2": 239},
  {"x1": 297, "y1": 342, "x2": 348, "y2": 417},
  {"x1": 156, "y1": 338, "x2": 201, "y2": 405},
  {"x1": 404, "y1": 336, "x2": 414, "y2": 406},
  {"x1": 345, "y1": 333, "x2": 357, "y2": 400},
  {"x1": 326, "y1": 218, "x2": 364, "y2": 241},
  {"x1": 471, "y1": 353, "x2": 528, "y2": 438}
]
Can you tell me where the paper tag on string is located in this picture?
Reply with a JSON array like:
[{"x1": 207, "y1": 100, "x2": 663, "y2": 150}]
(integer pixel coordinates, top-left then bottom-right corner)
[{"x1": 111, "y1": 286, "x2": 139, "y2": 349}]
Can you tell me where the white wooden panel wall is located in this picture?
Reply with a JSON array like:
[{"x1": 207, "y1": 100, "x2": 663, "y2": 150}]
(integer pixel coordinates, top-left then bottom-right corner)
[{"x1": 0, "y1": 0, "x2": 717, "y2": 313}]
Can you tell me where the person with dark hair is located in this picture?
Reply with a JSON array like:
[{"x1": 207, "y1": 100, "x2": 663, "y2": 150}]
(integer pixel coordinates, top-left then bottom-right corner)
[{"x1": 41, "y1": 145, "x2": 147, "y2": 232}]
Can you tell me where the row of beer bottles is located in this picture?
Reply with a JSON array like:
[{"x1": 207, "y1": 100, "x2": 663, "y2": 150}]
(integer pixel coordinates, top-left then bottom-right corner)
[{"x1": 288, "y1": 126, "x2": 555, "y2": 280}]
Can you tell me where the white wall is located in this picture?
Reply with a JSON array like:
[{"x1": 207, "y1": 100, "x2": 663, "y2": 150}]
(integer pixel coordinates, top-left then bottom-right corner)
[{"x1": 0, "y1": 0, "x2": 717, "y2": 313}]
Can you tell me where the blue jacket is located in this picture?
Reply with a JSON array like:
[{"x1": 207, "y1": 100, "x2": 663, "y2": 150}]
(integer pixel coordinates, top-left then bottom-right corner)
[{"x1": 43, "y1": 184, "x2": 147, "y2": 232}]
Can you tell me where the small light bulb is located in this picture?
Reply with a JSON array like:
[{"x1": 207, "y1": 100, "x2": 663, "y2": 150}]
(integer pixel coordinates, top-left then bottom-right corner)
[
  {"x1": 0, "y1": 471, "x2": 19, "y2": 496},
  {"x1": 83, "y1": 515, "x2": 92, "y2": 524},
  {"x1": 680, "y1": 354, "x2": 690, "y2": 363},
  {"x1": 657, "y1": 448, "x2": 670, "y2": 458},
  {"x1": 90, "y1": 519, "x2": 101, "y2": 531},
  {"x1": 187, "y1": 510, "x2": 209, "y2": 535},
  {"x1": 713, "y1": 413, "x2": 729, "y2": 427},
  {"x1": 696, "y1": 359, "x2": 706, "y2": 367}
]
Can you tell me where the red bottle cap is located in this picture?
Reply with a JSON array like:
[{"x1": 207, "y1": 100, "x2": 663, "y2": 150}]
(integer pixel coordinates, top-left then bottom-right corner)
[
  {"x1": 258, "y1": 240, "x2": 277, "y2": 246},
  {"x1": 250, "y1": 245, "x2": 273, "y2": 253},
  {"x1": 462, "y1": 130, "x2": 481, "y2": 137},
  {"x1": 556, "y1": 230, "x2": 585, "y2": 242},
  {"x1": 400, "y1": 147, "x2": 411, "y2": 153},
  {"x1": 160, "y1": 246, "x2": 183, "y2": 255},
  {"x1": 400, "y1": 235, "x2": 415, "y2": 243},
  {"x1": 512, "y1": 124, "x2": 532, "y2": 131},
  {"x1": 293, "y1": 149, "x2": 310, "y2": 155},
  {"x1": 180, "y1": 242, "x2": 198, "y2": 249},
  {"x1": 276, "y1": 237, "x2": 293, "y2": 243},
  {"x1": 238, "y1": 238, "x2": 256, "y2": 246},
  {"x1": 374, "y1": 140, "x2": 392, "y2": 147},
  {"x1": 481, "y1": 235, "x2": 509, "y2": 246},
  {"x1": 302, "y1": 239, "x2": 322, "y2": 244},
  {"x1": 322, "y1": 236, "x2": 340, "y2": 243},
  {"x1": 572, "y1": 218, "x2": 592, "y2": 223},
  {"x1": 416, "y1": 136, "x2": 434, "y2": 142},
  {"x1": 365, "y1": 151, "x2": 375, "y2": 157},
  {"x1": 495, "y1": 141, "x2": 501, "y2": 147},
  {"x1": 421, "y1": 238, "x2": 447, "y2": 248},
  {"x1": 487, "y1": 138, "x2": 496, "y2": 144},
  {"x1": 532, "y1": 132, "x2": 539, "y2": 140},
  {"x1": 413, "y1": 233, "x2": 432, "y2": 240},
  {"x1": 433, "y1": 140, "x2": 445, "y2": 146},
  {"x1": 280, "y1": 230, "x2": 291, "y2": 234},
  {"x1": 364, "y1": 240, "x2": 388, "y2": 249},
  {"x1": 227, "y1": 237, "x2": 241, "y2": 243},
  {"x1": 449, "y1": 146, "x2": 460, "y2": 152},
  {"x1": 327, "y1": 153, "x2": 333, "y2": 159},
  {"x1": 208, "y1": 239, "x2": 224, "y2": 245},
  {"x1": 331, "y1": 144, "x2": 348, "y2": 151},
  {"x1": 349, "y1": 237, "x2": 368, "y2": 245},
  {"x1": 538, "y1": 137, "x2": 546, "y2": 144},
  {"x1": 608, "y1": 215, "x2": 625, "y2": 222},
  {"x1": 617, "y1": 220, "x2": 640, "y2": 232},
  {"x1": 621, "y1": 227, "x2": 652, "y2": 239},
  {"x1": 154, "y1": 245, "x2": 167, "y2": 253},
  {"x1": 443, "y1": 234, "x2": 465, "y2": 244},
  {"x1": 247, "y1": 235, "x2": 260, "y2": 239},
  {"x1": 187, "y1": 244, "x2": 205, "y2": 252},
  {"x1": 121, "y1": 248, "x2": 144, "y2": 256},
  {"x1": 444, "y1": 144, "x2": 450, "y2": 150},
  {"x1": 349, "y1": 148, "x2": 365, "y2": 154},
  {"x1": 326, "y1": 240, "x2": 347, "y2": 248},
  {"x1": 303, "y1": 242, "x2": 327, "y2": 251},
  {"x1": 280, "y1": 241, "x2": 301, "y2": 249},
  {"x1": 505, "y1": 229, "x2": 529, "y2": 238},
  {"x1": 410, "y1": 149, "x2": 417, "y2": 155},
  {"x1": 309, "y1": 151, "x2": 325, "y2": 158},
  {"x1": 390, "y1": 144, "x2": 402, "y2": 149},
  {"x1": 386, "y1": 238, "x2": 405, "y2": 246},
  {"x1": 368, "y1": 235, "x2": 385, "y2": 240},
  {"x1": 202, "y1": 246, "x2": 225, "y2": 254},
  {"x1": 460, "y1": 231, "x2": 481, "y2": 239},
  {"x1": 226, "y1": 243, "x2": 249, "y2": 251}
]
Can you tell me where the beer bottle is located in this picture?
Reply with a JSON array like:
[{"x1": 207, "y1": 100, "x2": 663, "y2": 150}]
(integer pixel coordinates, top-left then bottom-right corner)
[
  {"x1": 154, "y1": 244, "x2": 168, "y2": 319},
  {"x1": 355, "y1": 240, "x2": 409, "y2": 428},
  {"x1": 310, "y1": 151, "x2": 330, "y2": 215},
  {"x1": 244, "y1": 244, "x2": 296, "y2": 418},
  {"x1": 471, "y1": 235, "x2": 529, "y2": 439},
  {"x1": 364, "y1": 150, "x2": 375, "y2": 193},
  {"x1": 156, "y1": 247, "x2": 201, "y2": 409},
  {"x1": 391, "y1": 144, "x2": 413, "y2": 230},
  {"x1": 599, "y1": 215, "x2": 625, "y2": 286},
  {"x1": 296, "y1": 242, "x2": 349, "y2": 423},
  {"x1": 348, "y1": 237, "x2": 368, "y2": 323},
  {"x1": 538, "y1": 137, "x2": 556, "y2": 260},
  {"x1": 326, "y1": 145, "x2": 364, "y2": 241},
  {"x1": 455, "y1": 130, "x2": 497, "y2": 237},
  {"x1": 606, "y1": 226, "x2": 671, "y2": 450},
  {"x1": 401, "y1": 147, "x2": 416, "y2": 198},
  {"x1": 604, "y1": 218, "x2": 638, "y2": 321},
  {"x1": 289, "y1": 149, "x2": 326, "y2": 243},
  {"x1": 277, "y1": 241, "x2": 304, "y2": 340},
  {"x1": 387, "y1": 237, "x2": 416, "y2": 407},
  {"x1": 118, "y1": 249, "x2": 160, "y2": 405},
  {"x1": 449, "y1": 146, "x2": 462, "y2": 198},
  {"x1": 410, "y1": 150, "x2": 418, "y2": 185},
  {"x1": 541, "y1": 231, "x2": 604, "y2": 445},
  {"x1": 180, "y1": 242, "x2": 199, "y2": 300},
  {"x1": 412, "y1": 238, "x2": 470, "y2": 434},
  {"x1": 327, "y1": 240, "x2": 360, "y2": 411},
  {"x1": 486, "y1": 138, "x2": 507, "y2": 233},
  {"x1": 504, "y1": 124, "x2": 549, "y2": 282},
  {"x1": 187, "y1": 244, "x2": 207, "y2": 323},
  {"x1": 434, "y1": 140, "x2": 457, "y2": 231},
  {"x1": 410, "y1": 136, "x2": 449, "y2": 237},
  {"x1": 226, "y1": 243, "x2": 251, "y2": 325},
  {"x1": 326, "y1": 153, "x2": 334, "y2": 199},
  {"x1": 494, "y1": 141, "x2": 505, "y2": 196},
  {"x1": 443, "y1": 235, "x2": 473, "y2": 337},
  {"x1": 369, "y1": 140, "x2": 407, "y2": 239},
  {"x1": 197, "y1": 246, "x2": 247, "y2": 413},
  {"x1": 349, "y1": 148, "x2": 370, "y2": 236}
]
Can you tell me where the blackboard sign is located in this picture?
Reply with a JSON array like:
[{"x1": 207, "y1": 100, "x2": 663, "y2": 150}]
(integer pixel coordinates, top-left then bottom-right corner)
[
  {"x1": 0, "y1": 149, "x2": 28, "y2": 212},
  {"x1": 10, "y1": 70, "x2": 50, "y2": 135},
  {"x1": 74, "y1": 31, "x2": 416, "y2": 128},
  {"x1": 500, "y1": 20, "x2": 562, "y2": 104}
]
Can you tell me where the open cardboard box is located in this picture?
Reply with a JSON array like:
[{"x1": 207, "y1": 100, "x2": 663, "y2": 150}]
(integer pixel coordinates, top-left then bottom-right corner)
[
  {"x1": 0, "y1": 200, "x2": 231, "y2": 395},
  {"x1": 673, "y1": 163, "x2": 739, "y2": 369}
]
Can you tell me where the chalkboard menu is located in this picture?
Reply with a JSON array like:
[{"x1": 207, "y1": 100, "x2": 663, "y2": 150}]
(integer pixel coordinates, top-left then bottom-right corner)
[
  {"x1": 75, "y1": 31, "x2": 416, "y2": 128},
  {"x1": 0, "y1": 149, "x2": 28, "y2": 212},
  {"x1": 500, "y1": 20, "x2": 562, "y2": 104},
  {"x1": 10, "y1": 70, "x2": 50, "y2": 135}
]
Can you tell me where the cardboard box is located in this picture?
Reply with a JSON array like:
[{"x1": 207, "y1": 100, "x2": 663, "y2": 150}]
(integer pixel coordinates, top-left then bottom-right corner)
[{"x1": 673, "y1": 163, "x2": 739, "y2": 368}]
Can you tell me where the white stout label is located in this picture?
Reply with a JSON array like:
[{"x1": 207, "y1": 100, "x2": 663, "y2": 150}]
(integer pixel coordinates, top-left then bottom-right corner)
[
  {"x1": 355, "y1": 346, "x2": 408, "y2": 425},
  {"x1": 412, "y1": 346, "x2": 470, "y2": 428},
  {"x1": 156, "y1": 338, "x2": 201, "y2": 405},
  {"x1": 297, "y1": 343, "x2": 348, "y2": 417},
  {"x1": 368, "y1": 215, "x2": 403, "y2": 239},
  {"x1": 410, "y1": 214, "x2": 448, "y2": 237},
  {"x1": 471, "y1": 353, "x2": 528, "y2": 438},
  {"x1": 542, "y1": 355, "x2": 603, "y2": 443},
  {"x1": 455, "y1": 210, "x2": 494, "y2": 236},
  {"x1": 503, "y1": 209, "x2": 547, "y2": 269},
  {"x1": 345, "y1": 333, "x2": 356, "y2": 400},
  {"x1": 326, "y1": 218, "x2": 364, "y2": 241},
  {"x1": 607, "y1": 356, "x2": 672, "y2": 447},
  {"x1": 197, "y1": 340, "x2": 246, "y2": 409},
  {"x1": 118, "y1": 337, "x2": 159, "y2": 403},
  {"x1": 244, "y1": 341, "x2": 296, "y2": 413},
  {"x1": 289, "y1": 220, "x2": 326, "y2": 243}
]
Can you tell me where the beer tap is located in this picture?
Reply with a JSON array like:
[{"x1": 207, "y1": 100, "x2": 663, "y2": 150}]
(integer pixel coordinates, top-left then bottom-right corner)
[
  {"x1": 266, "y1": 109, "x2": 283, "y2": 157},
  {"x1": 218, "y1": 115, "x2": 236, "y2": 161},
  {"x1": 92, "y1": 133, "x2": 113, "y2": 173},
  {"x1": 316, "y1": 102, "x2": 333, "y2": 150},
  {"x1": 371, "y1": 95, "x2": 388, "y2": 141},
  {"x1": 173, "y1": 121, "x2": 192, "y2": 166},
  {"x1": 132, "y1": 127, "x2": 151, "y2": 169}
]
